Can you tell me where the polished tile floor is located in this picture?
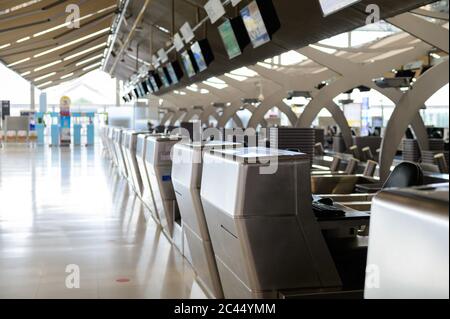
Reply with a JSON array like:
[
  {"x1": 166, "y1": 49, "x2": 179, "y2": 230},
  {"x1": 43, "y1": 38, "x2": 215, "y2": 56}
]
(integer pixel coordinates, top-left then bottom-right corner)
[{"x1": 0, "y1": 144, "x2": 196, "y2": 299}]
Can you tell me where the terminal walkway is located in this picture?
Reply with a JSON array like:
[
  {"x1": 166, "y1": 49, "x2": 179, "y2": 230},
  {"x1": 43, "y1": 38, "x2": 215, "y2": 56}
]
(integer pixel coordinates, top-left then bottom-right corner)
[{"x1": 0, "y1": 145, "x2": 195, "y2": 299}]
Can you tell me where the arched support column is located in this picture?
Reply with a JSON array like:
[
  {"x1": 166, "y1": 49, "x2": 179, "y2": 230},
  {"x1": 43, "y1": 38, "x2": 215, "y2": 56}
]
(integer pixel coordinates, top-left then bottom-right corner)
[
  {"x1": 296, "y1": 44, "x2": 430, "y2": 150},
  {"x1": 379, "y1": 59, "x2": 449, "y2": 180},
  {"x1": 365, "y1": 84, "x2": 430, "y2": 151},
  {"x1": 184, "y1": 108, "x2": 203, "y2": 122},
  {"x1": 160, "y1": 111, "x2": 175, "y2": 126},
  {"x1": 199, "y1": 106, "x2": 220, "y2": 124},
  {"x1": 411, "y1": 112, "x2": 430, "y2": 152},
  {"x1": 247, "y1": 89, "x2": 298, "y2": 128},
  {"x1": 169, "y1": 110, "x2": 188, "y2": 126},
  {"x1": 387, "y1": 12, "x2": 449, "y2": 53},
  {"x1": 218, "y1": 103, "x2": 265, "y2": 128}
]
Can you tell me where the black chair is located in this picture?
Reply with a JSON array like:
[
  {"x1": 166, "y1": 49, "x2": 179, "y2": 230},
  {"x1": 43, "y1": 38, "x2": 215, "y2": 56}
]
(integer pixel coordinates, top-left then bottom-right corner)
[
  {"x1": 314, "y1": 142, "x2": 325, "y2": 156},
  {"x1": 355, "y1": 162, "x2": 424, "y2": 193},
  {"x1": 382, "y1": 162, "x2": 424, "y2": 189},
  {"x1": 363, "y1": 160, "x2": 378, "y2": 178},
  {"x1": 349, "y1": 145, "x2": 360, "y2": 160},
  {"x1": 344, "y1": 158, "x2": 360, "y2": 174},
  {"x1": 330, "y1": 156, "x2": 342, "y2": 172},
  {"x1": 434, "y1": 153, "x2": 449, "y2": 174},
  {"x1": 362, "y1": 146, "x2": 374, "y2": 161}
]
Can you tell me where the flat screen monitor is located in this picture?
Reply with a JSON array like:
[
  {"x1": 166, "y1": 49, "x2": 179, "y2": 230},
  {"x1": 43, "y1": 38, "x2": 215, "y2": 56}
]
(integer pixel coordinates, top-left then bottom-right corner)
[
  {"x1": 146, "y1": 79, "x2": 154, "y2": 93},
  {"x1": 218, "y1": 17, "x2": 250, "y2": 59},
  {"x1": 149, "y1": 71, "x2": 163, "y2": 92},
  {"x1": 318, "y1": 0, "x2": 361, "y2": 17},
  {"x1": 190, "y1": 39, "x2": 214, "y2": 73},
  {"x1": 141, "y1": 81, "x2": 150, "y2": 95},
  {"x1": 166, "y1": 61, "x2": 184, "y2": 84},
  {"x1": 181, "y1": 50, "x2": 198, "y2": 78},
  {"x1": 240, "y1": 0, "x2": 280, "y2": 49},
  {"x1": 133, "y1": 88, "x2": 139, "y2": 99},
  {"x1": 158, "y1": 67, "x2": 171, "y2": 88},
  {"x1": 137, "y1": 83, "x2": 145, "y2": 97}
]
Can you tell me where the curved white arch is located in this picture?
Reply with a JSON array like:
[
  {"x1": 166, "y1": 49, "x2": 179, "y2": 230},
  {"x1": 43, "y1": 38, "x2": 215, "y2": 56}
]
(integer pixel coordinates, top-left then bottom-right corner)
[
  {"x1": 218, "y1": 103, "x2": 266, "y2": 128},
  {"x1": 247, "y1": 91, "x2": 298, "y2": 128},
  {"x1": 169, "y1": 110, "x2": 188, "y2": 126},
  {"x1": 379, "y1": 59, "x2": 449, "y2": 180}
]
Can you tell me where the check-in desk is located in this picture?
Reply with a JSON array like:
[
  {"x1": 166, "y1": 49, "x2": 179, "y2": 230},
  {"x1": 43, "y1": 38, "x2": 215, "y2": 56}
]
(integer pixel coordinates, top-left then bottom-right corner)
[
  {"x1": 136, "y1": 134, "x2": 161, "y2": 223},
  {"x1": 311, "y1": 175, "x2": 379, "y2": 195},
  {"x1": 171, "y1": 141, "x2": 242, "y2": 299},
  {"x1": 113, "y1": 128, "x2": 129, "y2": 178},
  {"x1": 120, "y1": 130, "x2": 135, "y2": 186},
  {"x1": 124, "y1": 131, "x2": 150, "y2": 196},
  {"x1": 144, "y1": 135, "x2": 186, "y2": 255},
  {"x1": 106, "y1": 127, "x2": 118, "y2": 165},
  {"x1": 200, "y1": 147, "x2": 346, "y2": 299},
  {"x1": 365, "y1": 183, "x2": 449, "y2": 299}
]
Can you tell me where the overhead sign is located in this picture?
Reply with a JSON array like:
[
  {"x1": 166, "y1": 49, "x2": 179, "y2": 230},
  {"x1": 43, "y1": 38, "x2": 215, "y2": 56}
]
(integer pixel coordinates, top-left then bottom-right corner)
[
  {"x1": 180, "y1": 22, "x2": 195, "y2": 43},
  {"x1": 204, "y1": 0, "x2": 226, "y2": 24},
  {"x1": 152, "y1": 54, "x2": 160, "y2": 68},
  {"x1": 59, "y1": 96, "x2": 71, "y2": 146},
  {"x1": 318, "y1": 0, "x2": 361, "y2": 17},
  {"x1": 173, "y1": 33, "x2": 184, "y2": 52},
  {"x1": 1, "y1": 100, "x2": 10, "y2": 121},
  {"x1": 157, "y1": 48, "x2": 168, "y2": 63}
]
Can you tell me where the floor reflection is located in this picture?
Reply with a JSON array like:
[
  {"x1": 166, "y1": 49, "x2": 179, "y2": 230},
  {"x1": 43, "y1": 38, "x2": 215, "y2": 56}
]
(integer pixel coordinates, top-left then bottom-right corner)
[{"x1": 0, "y1": 144, "x2": 195, "y2": 299}]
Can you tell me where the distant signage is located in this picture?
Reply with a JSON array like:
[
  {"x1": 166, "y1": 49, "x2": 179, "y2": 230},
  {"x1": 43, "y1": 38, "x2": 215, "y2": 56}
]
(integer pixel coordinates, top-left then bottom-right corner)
[
  {"x1": 361, "y1": 97, "x2": 370, "y2": 136},
  {"x1": 173, "y1": 33, "x2": 184, "y2": 52},
  {"x1": 152, "y1": 55, "x2": 160, "y2": 68},
  {"x1": 180, "y1": 22, "x2": 195, "y2": 44},
  {"x1": 60, "y1": 96, "x2": 71, "y2": 146},
  {"x1": 1, "y1": 100, "x2": 10, "y2": 120},
  {"x1": 157, "y1": 48, "x2": 168, "y2": 63},
  {"x1": 319, "y1": 0, "x2": 361, "y2": 17},
  {"x1": 204, "y1": 0, "x2": 226, "y2": 24}
]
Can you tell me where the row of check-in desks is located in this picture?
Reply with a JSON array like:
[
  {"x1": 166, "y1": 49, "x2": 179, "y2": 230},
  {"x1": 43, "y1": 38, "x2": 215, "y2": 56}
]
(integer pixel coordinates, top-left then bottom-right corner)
[{"x1": 101, "y1": 127, "x2": 449, "y2": 299}]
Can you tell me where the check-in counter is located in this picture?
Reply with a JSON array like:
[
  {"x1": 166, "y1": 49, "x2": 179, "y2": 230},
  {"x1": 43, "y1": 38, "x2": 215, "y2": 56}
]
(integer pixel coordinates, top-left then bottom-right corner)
[
  {"x1": 124, "y1": 131, "x2": 150, "y2": 196},
  {"x1": 136, "y1": 134, "x2": 161, "y2": 223},
  {"x1": 311, "y1": 175, "x2": 379, "y2": 195},
  {"x1": 120, "y1": 129, "x2": 135, "y2": 186},
  {"x1": 106, "y1": 127, "x2": 118, "y2": 166},
  {"x1": 144, "y1": 135, "x2": 186, "y2": 255},
  {"x1": 112, "y1": 128, "x2": 129, "y2": 178},
  {"x1": 200, "y1": 147, "x2": 343, "y2": 299},
  {"x1": 365, "y1": 183, "x2": 449, "y2": 299},
  {"x1": 171, "y1": 141, "x2": 242, "y2": 299}
]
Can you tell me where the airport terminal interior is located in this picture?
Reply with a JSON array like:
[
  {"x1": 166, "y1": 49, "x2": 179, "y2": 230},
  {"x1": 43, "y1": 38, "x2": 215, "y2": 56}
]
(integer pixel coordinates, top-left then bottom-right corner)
[{"x1": 0, "y1": 0, "x2": 448, "y2": 300}]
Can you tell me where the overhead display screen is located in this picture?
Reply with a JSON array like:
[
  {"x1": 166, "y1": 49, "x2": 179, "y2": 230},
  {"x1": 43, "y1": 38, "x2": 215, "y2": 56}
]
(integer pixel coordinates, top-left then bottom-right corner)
[
  {"x1": 141, "y1": 81, "x2": 150, "y2": 95},
  {"x1": 191, "y1": 42, "x2": 208, "y2": 72},
  {"x1": 146, "y1": 79, "x2": 154, "y2": 93},
  {"x1": 166, "y1": 61, "x2": 183, "y2": 84},
  {"x1": 318, "y1": 0, "x2": 361, "y2": 17},
  {"x1": 240, "y1": 1, "x2": 270, "y2": 49},
  {"x1": 137, "y1": 83, "x2": 145, "y2": 97},
  {"x1": 181, "y1": 51, "x2": 197, "y2": 78},
  {"x1": 218, "y1": 20, "x2": 242, "y2": 59},
  {"x1": 166, "y1": 64, "x2": 178, "y2": 84},
  {"x1": 149, "y1": 76, "x2": 160, "y2": 93},
  {"x1": 157, "y1": 67, "x2": 171, "y2": 88}
]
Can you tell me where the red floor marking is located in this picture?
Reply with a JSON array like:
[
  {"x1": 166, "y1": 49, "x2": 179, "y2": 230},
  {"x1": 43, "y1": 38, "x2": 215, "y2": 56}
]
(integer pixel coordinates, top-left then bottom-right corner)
[{"x1": 116, "y1": 278, "x2": 131, "y2": 283}]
